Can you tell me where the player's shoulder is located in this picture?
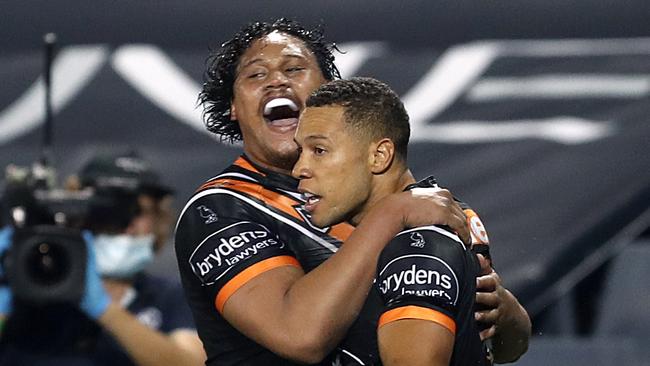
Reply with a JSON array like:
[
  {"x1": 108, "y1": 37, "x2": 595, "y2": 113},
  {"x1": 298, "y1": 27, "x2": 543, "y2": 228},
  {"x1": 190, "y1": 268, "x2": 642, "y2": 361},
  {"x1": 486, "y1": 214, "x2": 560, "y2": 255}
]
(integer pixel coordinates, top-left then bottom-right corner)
[
  {"x1": 406, "y1": 176, "x2": 490, "y2": 246},
  {"x1": 387, "y1": 226, "x2": 468, "y2": 256},
  {"x1": 378, "y1": 226, "x2": 471, "y2": 279},
  {"x1": 376, "y1": 226, "x2": 469, "y2": 308},
  {"x1": 176, "y1": 166, "x2": 268, "y2": 224},
  {"x1": 173, "y1": 185, "x2": 264, "y2": 258},
  {"x1": 175, "y1": 187, "x2": 246, "y2": 231}
]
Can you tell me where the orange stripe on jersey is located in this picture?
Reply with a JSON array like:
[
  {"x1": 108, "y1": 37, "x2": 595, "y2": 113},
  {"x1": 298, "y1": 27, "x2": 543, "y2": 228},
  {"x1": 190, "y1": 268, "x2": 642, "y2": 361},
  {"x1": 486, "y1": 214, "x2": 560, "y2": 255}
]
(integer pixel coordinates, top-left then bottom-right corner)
[
  {"x1": 215, "y1": 256, "x2": 301, "y2": 313},
  {"x1": 227, "y1": 180, "x2": 304, "y2": 221},
  {"x1": 329, "y1": 222, "x2": 353, "y2": 242},
  {"x1": 232, "y1": 156, "x2": 264, "y2": 175},
  {"x1": 200, "y1": 179, "x2": 307, "y2": 225},
  {"x1": 197, "y1": 157, "x2": 263, "y2": 191},
  {"x1": 199, "y1": 171, "x2": 354, "y2": 242},
  {"x1": 378, "y1": 305, "x2": 457, "y2": 335},
  {"x1": 464, "y1": 208, "x2": 489, "y2": 245},
  {"x1": 198, "y1": 177, "x2": 250, "y2": 192}
]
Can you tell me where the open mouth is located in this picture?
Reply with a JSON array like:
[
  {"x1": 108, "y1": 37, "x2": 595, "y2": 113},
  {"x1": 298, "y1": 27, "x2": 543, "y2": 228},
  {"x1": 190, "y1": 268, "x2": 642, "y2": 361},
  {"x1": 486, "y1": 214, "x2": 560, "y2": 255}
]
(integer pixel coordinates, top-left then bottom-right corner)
[
  {"x1": 263, "y1": 98, "x2": 300, "y2": 127},
  {"x1": 301, "y1": 191, "x2": 322, "y2": 213}
]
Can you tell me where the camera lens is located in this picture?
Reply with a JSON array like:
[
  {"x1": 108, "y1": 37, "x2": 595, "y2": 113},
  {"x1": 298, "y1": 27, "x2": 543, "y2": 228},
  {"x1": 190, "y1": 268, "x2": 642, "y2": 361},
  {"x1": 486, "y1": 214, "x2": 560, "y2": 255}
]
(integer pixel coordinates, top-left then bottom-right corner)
[{"x1": 25, "y1": 241, "x2": 70, "y2": 286}]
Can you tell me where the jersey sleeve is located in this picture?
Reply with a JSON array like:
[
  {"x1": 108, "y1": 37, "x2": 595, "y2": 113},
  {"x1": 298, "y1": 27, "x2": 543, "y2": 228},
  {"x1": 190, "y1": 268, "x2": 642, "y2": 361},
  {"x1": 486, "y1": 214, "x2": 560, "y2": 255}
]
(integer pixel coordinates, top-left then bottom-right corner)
[
  {"x1": 174, "y1": 191, "x2": 301, "y2": 313},
  {"x1": 375, "y1": 226, "x2": 471, "y2": 335}
]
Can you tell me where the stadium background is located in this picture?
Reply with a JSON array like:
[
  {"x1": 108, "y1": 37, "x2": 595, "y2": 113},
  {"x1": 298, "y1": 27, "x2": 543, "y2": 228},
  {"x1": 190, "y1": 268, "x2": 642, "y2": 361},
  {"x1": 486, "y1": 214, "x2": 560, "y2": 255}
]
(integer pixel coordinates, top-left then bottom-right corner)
[{"x1": 1, "y1": 1, "x2": 649, "y2": 364}]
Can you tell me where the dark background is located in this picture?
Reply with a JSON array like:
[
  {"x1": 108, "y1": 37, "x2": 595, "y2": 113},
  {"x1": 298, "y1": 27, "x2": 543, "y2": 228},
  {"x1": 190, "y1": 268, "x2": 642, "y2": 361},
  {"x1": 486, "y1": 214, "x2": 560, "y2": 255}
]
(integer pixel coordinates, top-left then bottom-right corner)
[{"x1": 1, "y1": 2, "x2": 649, "y2": 362}]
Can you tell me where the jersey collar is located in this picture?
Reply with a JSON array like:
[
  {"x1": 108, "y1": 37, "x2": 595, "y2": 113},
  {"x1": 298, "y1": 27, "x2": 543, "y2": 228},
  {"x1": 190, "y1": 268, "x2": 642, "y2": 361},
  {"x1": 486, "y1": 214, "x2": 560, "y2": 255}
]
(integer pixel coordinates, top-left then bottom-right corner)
[{"x1": 239, "y1": 154, "x2": 300, "y2": 191}]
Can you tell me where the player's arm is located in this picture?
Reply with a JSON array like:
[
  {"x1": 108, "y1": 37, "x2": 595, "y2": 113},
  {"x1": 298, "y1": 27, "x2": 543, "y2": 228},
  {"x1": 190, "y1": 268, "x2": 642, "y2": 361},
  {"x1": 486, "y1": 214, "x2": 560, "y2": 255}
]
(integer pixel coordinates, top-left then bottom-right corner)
[
  {"x1": 184, "y1": 188, "x2": 468, "y2": 363},
  {"x1": 225, "y1": 189, "x2": 469, "y2": 363},
  {"x1": 475, "y1": 266, "x2": 531, "y2": 363},
  {"x1": 465, "y1": 208, "x2": 531, "y2": 363},
  {"x1": 379, "y1": 318, "x2": 454, "y2": 366},
  {"x1": 375, "y1": 227, "x2": 472, "y2": 366}
]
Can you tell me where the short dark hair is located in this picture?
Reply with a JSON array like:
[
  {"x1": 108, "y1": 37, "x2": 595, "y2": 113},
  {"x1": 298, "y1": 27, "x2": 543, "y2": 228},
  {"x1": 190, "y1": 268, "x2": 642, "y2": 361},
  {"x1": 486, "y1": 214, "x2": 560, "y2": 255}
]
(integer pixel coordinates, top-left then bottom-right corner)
[
  {"x1": 306, "y1": 77, "x2": 410, "y2": 161},
  {"x1": 199, "y1": 18, "x2": 340, "y2": 143}
]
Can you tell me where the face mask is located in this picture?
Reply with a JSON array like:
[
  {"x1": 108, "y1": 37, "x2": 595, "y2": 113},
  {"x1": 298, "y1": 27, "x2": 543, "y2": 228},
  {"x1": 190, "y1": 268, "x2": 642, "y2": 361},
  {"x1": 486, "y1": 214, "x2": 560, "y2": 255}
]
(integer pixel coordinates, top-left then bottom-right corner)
[{"x1": 94, "y1": 234, "x2": 155, "y2": 279}]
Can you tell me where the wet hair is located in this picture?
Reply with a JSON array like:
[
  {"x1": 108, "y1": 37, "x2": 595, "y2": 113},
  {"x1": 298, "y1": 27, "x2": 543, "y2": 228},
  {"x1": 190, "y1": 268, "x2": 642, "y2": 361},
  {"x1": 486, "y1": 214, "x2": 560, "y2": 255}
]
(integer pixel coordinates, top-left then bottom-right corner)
[
  {"x1": 199, "y1": 18, "x2": 341, "y2": 143},
  {"x1": 306, "y1": 77, "x2": 410, "y2": 161}
]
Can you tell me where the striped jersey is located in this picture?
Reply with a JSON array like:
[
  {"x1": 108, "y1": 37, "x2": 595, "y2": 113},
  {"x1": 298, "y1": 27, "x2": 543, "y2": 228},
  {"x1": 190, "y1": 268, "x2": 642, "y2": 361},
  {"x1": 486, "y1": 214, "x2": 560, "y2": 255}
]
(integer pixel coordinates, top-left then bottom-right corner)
[{"x1": 174, "y1": 155, "x2": 491, "y2": 365}]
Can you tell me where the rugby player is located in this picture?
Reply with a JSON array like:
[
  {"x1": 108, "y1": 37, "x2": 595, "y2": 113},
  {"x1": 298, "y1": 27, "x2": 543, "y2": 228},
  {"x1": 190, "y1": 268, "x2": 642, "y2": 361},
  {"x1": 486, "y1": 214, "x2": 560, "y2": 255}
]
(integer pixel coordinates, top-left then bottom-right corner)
[
  {"x1": 174, "y1": 18, "x2": 530, "y2": 365},
  {"x1": 293, "y1": 77, "x2": 509, "y2": 365}
]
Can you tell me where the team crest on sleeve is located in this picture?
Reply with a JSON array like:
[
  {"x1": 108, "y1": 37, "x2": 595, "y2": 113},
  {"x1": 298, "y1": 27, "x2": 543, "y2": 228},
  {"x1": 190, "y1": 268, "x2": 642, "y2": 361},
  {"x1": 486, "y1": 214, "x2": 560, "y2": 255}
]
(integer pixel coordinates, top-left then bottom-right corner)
[
  {"x1": 378, "y1": 254, "x2": 459, "y2": 306},
  {"x1": 188, "y1": 221, "x2": 282, "y2": 285},
  {"x1": 464, "y1": 209, "x2": 489, "y2": 245},
  {"x1": 196, "y1": 205, "x2": 218, "y2": 224},
  {"x1": 410, "y1": 232, "x2": 426, "y2": 248}
]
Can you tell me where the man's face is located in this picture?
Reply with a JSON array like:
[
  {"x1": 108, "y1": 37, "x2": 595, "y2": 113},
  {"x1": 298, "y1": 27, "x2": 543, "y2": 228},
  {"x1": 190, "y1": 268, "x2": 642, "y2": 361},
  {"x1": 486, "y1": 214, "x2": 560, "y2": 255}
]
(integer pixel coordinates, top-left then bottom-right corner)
[
  {"x1": 293, "y1": 106, "x2": 373, "y2": 228},
  {"x1": 231, "y1": 31, "x2": 327, "y2": 172},
  {"x1": 128, "y1": 194, "x2": 174, "y2": 252}
]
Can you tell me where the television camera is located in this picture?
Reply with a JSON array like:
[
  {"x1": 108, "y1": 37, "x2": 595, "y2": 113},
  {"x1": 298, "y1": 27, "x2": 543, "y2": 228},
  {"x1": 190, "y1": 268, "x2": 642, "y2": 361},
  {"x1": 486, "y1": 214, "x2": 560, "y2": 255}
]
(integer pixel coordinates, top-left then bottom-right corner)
[
  {"x1": 0, "y1": 33, "x2": 140, "y2": 307},
  {"x1": 0, "y1": 161, "x2": 138, "y2": 305}
]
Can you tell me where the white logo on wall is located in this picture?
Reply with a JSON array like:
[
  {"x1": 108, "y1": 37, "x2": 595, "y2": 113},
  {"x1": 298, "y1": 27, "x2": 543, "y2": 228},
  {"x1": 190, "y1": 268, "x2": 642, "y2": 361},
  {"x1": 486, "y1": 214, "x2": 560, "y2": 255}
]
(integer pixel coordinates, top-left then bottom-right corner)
[{"x1": 3, "y1": 38, "x2": 642, "y2": 145}]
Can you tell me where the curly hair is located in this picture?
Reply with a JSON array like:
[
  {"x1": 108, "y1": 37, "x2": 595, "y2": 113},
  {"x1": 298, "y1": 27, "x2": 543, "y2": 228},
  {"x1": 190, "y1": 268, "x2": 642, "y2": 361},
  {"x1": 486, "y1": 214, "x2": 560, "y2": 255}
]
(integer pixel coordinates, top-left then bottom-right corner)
[
  {"x1": 306, "y1": 77, "x2": 410, "y2": 161},
  {"x1": 199, "y1": 18, "x2": 341, "y2": 143}
]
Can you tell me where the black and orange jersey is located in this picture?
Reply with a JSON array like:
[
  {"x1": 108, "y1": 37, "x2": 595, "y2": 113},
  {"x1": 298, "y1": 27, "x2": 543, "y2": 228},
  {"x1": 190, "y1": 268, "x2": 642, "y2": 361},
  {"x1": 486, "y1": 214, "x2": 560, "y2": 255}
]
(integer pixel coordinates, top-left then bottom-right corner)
[
  {"x1": 174, "y1": 155, "x2": 491, "y2": 365},
  {"x1": 324, "y1": 179, "x2": 492, "y2": 366},
  {"x1": 326, "y1": 227, "x2": 492, "y2": 366},
  {"x1": 174, "y1": 155, "x2": 354, "y2": 365}
]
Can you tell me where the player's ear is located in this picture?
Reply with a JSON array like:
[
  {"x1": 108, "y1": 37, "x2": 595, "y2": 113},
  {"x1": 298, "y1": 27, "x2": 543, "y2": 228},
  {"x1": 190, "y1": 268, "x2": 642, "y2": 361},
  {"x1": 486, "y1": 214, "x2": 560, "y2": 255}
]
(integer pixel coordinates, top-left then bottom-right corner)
[
  {"x1": 229, "y1": 103, "x2": 237, "y2": 121},
  {"x1": 369, "y1": 138, "x2": 395, "y2": 174}
]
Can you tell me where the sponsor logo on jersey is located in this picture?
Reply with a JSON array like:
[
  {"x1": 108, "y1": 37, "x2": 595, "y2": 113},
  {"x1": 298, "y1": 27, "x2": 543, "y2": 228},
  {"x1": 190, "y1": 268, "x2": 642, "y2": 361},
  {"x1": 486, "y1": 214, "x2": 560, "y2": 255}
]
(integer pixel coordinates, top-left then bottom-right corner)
[
  {"x1": 378, "y1": 255, "x2": 459, "y2": 306},
  {"x1": 464, "y1": 209, "x2": 489, "y2": 245},
  {"x1": 189, "y1": 222, "x2": 283, "y2": 284},
  {"x1": 196, "y1": 204, "x2": 218, "y2": 224}
]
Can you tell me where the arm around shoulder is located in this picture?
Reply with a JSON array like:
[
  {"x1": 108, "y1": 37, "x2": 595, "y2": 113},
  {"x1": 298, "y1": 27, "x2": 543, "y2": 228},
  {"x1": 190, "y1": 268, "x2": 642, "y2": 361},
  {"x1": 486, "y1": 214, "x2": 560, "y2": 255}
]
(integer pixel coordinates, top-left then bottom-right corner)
[
  {"x1": 180, "y1": 188, "x2": 471, "y2": 363},
  {"x1": 219, "y1": 190, "x2": 464, "y2": 363},
  {"x1": 220, "y1": 197, "x2": 409, "y2": 363}
]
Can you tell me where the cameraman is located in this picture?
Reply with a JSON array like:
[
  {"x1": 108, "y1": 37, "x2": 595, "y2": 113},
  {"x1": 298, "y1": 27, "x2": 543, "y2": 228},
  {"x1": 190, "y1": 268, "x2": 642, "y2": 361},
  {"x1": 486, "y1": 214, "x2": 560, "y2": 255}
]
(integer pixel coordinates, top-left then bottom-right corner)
[{"x1": 0, "y1": 150, "x2": 206, "y2": 366}]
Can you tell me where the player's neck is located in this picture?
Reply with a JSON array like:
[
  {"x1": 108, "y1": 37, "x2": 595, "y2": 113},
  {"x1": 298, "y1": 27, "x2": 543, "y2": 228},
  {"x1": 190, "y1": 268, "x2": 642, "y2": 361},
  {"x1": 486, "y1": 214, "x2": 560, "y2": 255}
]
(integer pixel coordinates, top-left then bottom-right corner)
[
  {"x1": 350, "y1": 168, "x2": 415, "y2": 226},
  {"x1": 243, "y1": 151, "x2": 298, "y2": 176}
]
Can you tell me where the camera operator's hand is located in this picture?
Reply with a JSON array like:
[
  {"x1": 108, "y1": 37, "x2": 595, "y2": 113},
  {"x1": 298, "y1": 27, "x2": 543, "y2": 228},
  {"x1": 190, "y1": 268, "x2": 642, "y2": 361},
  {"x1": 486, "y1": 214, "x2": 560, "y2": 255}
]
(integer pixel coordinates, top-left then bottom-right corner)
[
  {"x1": 0, "y1": 226, "x2": 13, "y2": 318},
  {"x1": 79, "y1": 231, "x2": 110, "y2": 320}
]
